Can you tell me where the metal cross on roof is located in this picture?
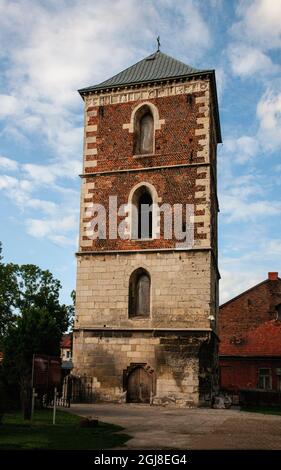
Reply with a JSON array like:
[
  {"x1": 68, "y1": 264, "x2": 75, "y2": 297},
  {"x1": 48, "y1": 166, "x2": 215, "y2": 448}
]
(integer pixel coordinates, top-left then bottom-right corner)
[{"x1": 157, "y1": 36, "x2": 161, "y2": 52}]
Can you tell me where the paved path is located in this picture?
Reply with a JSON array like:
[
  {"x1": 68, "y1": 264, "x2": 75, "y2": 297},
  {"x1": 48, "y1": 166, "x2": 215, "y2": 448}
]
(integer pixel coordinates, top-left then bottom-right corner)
[{"x1": 66, "y1": 403, "x2": 281, "y2": 449}]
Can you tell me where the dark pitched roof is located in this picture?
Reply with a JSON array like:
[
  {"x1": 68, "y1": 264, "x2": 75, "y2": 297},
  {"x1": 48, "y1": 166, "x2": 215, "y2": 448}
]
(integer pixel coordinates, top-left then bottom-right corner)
[
  {"x1": 78, "y1": 51, "x2": 208, "y2": 94},
  {"x1": 78, "y1": 50, "x2": 222, "y2": 143}
]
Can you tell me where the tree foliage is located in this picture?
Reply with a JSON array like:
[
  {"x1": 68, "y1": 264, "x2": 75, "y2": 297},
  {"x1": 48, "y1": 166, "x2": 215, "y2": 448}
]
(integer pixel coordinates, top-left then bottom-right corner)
[
  {"x1": 0, "y1": 243, "x2": 18, "y2": 340},
  {"x1": 0, "y1": 244, "x2": 73, "y2": 417}
]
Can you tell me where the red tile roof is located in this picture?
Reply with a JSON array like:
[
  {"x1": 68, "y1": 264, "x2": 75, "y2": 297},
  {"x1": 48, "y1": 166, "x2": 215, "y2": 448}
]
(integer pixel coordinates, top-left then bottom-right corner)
[{"x1": 220, "y1": 320, "x2": 281, "y2": 356}]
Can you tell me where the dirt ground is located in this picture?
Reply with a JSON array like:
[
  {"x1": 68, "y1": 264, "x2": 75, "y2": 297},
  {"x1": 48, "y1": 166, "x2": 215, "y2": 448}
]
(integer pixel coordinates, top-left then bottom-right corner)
[{"x1": 67, "y1": 403, "x2": 281, "y2": 450}]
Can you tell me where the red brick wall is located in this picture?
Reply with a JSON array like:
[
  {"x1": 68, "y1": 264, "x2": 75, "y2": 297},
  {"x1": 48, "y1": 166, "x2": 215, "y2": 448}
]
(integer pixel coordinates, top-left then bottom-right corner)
[
  {"x1": 220, "y1": 358, "x2": 281, "y2": 392},
  {"x1": 85, "y1": 92, "x2": 206, "y2": 174},
  {"x1": 82, "y1": 166, "x2": 209, "y2": 251}
]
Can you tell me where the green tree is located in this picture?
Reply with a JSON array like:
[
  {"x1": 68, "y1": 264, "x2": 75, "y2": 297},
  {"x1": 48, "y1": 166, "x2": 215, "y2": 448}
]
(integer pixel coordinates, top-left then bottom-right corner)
[
  {"x1": 1, "y1": 257, "x2": 72, "y2": 419},
  {"x1": 0, "y1": 243, "x2": 18, "y2": 342}
]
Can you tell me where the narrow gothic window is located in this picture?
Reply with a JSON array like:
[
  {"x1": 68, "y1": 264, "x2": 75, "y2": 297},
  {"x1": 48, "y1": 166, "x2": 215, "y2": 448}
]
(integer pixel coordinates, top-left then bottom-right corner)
[
  {"x1": 138, "y1": 191, "x2": 152, "y2": 239},
  {"x1": 139, "y1": 112, "x2": 153, "y2": 154},
  {"x1": 131, "y1": 186, "x2": 153, "y2": 239},
  {"x1": 129, "y1": 268, "x2": 151, "y2": 317},
  {"x1": 134, "y1": 106, "x2": 154, "y2": 155}
]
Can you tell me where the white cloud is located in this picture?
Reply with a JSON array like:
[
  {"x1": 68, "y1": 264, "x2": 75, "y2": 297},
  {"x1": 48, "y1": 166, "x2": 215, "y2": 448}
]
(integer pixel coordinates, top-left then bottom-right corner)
[
  {"x1": 0, "y1": 173, "x2": 58, "y2": 214},
  {"x1": 0, "y1": 162, "x2": 80, "y2": 247},
  {"x1": 0, "y1": 152, "x2": 80, "y2": 245},
  {"x1": 0, "y1": 95, "x2": 18, "y2": 117},
  {"x1": 223, "y1": 136, "x2": 260, "y2": 163},
  {"x1": 0, "y1": 155, "x2": 18, "y2": 171},
  {"x1": 221, "y1": 86, "x2": 281, "y2": 164},
  {"x1": 227, "y1": 1, "x2": 281, "y2": 79},
  {"x1": 209, "y1": 0, "x2": 224, "y2": 7},
  {"x1": 228, "y1": 44, "x2": 279, "y2": 77},
  {"x1": 26, "y1": 215, "x2": 77, "y2": 237},
  {"x1": 170, "y1": 0, "x2": 212, "y2": 53},
  {"x1": 49, "y1": 234, "x2": 77, "y2": 247},
  {"x1": 221, "y1": 196, "x2": 281, "y2": 222},
  {"x1": 219, "y1": 267, "x2": 264, "y2": 304},
  {"x1": 26, "y1": 215, "x2": 78, "y2": 247},
  {"x1": 219, "y1": 233, "x2": 281, "y2": 304},
  {"x1": 0, "y1": 174, "x2": 18, "y2": 190},
  {"x1": 233, "y1": 0, "x2": 281, "y2": 49},
  {"x1": 257, "y1": 88, "x2": 281, "y2": 151},
  {"x1": 221, "y1": 3, "x2": 281, "y2": 163},
  {"x1": 23, "y1": 160, "x2": 81, "y2": 186},
  {"x1": 219, "y1": 167, "x2": 281, "y2": 223},
  {"x1": 266, "y1": 240, "x2": 281, "y2": 256},
  {"x1": 24, "y1": 198, "x2": 58, "y2": 214}
]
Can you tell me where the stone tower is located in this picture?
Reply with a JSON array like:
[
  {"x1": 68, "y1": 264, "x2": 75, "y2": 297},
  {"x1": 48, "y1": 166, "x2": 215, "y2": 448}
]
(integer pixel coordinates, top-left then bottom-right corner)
[{"x1": 73, "y1": 50, "x2": 221, "y2": 407}]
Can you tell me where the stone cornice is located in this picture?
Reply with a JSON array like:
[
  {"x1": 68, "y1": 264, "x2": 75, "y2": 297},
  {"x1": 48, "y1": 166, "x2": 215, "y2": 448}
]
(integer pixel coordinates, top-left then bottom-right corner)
[
  {"x1": 80, "y1": 161, "x2": 210, "y2": 178},
  {"x1": 81, "y1": 77, "x2": 210, "y2": 106},
  {"x1": 74, "y1": 327, "x2": 213, "y2": 332},
  {"x1": 76, "y1": 247, "x2": 213, "y2": 256}
]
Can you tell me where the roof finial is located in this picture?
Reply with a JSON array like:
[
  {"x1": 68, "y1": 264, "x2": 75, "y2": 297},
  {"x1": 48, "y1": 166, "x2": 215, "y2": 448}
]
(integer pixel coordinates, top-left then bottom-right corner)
[{"x1": 157, "y1": 36, "x2": 161, "y2": 52}]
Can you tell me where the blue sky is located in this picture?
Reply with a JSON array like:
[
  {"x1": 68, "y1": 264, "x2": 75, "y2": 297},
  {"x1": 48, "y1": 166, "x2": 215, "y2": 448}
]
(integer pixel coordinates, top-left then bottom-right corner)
[{"x1": 0, "y1": 0, "x2": 280, "y2": 305}]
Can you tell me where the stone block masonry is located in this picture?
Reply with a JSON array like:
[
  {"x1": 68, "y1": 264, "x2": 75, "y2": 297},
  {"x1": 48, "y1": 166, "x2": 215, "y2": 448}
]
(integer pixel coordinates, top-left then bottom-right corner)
[
  {"x1": 73, "y1": 328, "x2": 213, "y2": 406},
  {"x1": 75, "y1": 251, "x2": 214, "y2": 330}
]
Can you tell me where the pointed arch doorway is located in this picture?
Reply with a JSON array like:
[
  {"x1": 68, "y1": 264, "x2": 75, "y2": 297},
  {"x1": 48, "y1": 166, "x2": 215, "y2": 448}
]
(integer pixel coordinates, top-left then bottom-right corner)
[{"x1": 126, "y1": 365, "x2": 153, "y2": 403}]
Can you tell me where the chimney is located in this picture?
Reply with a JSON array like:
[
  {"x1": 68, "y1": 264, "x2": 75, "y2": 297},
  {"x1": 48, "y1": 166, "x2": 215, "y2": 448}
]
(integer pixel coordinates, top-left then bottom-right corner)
[{"x1": 268, "y1": 272, "x2": 278, "y2": 281}]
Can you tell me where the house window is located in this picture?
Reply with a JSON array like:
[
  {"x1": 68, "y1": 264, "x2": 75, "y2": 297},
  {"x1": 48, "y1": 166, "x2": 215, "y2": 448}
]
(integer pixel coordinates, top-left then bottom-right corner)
[
  {"x1": 276, "y1": 369, "x2": 281, "y2": 391},
  {"x1": 129, "y1": 268, "x2": 151, "y2": 318},
  {"x1": 131, "y1": 186, "x2": 153, "y2": 239},
  {"x1": 258, "y1": 368, "x2": 272, "y2": 390},
  {"x1": 134, "y1": 105, "x2": 154, "y2": 155}
]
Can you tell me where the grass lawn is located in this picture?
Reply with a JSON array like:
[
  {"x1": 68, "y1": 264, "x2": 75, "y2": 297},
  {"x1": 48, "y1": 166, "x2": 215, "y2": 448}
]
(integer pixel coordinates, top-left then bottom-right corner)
[
  {"x1": 242, "y1": 406, "x2": 281, "y2": 416},
  {"x1": 0, "y1": 408, "x2": 130, "y2": 450}
]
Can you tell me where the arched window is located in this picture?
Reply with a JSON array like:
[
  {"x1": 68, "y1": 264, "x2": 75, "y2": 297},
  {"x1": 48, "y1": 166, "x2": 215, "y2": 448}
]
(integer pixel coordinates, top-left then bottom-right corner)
[
  {"x1": 131, "y1": 186, "x2": 153, "y2": 239},
  {"x1": 134, "y1": 105, "x2": 154, "y2": 155},
  {"x1": 129, "y1": 268, "x2": 151, "y2": 317}
]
